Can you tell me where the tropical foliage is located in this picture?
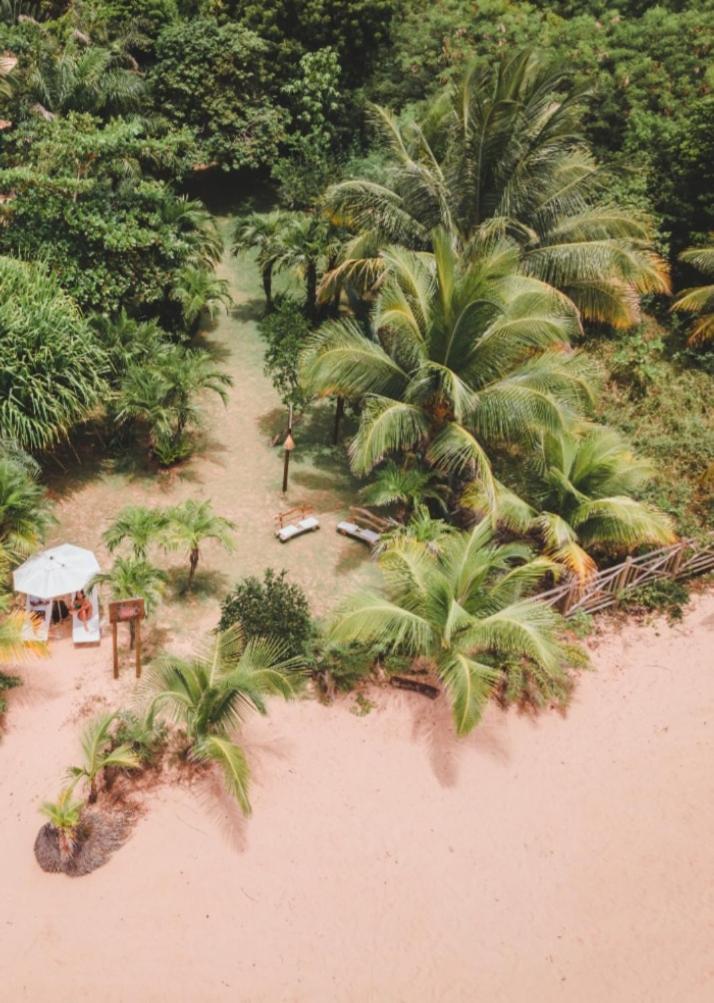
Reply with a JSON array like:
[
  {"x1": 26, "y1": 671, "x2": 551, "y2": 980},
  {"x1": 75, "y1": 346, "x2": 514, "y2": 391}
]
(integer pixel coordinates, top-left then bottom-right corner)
[
  {"x1": 329, "y1": 518, "x2": 576, "y2": 734},
  {"x1": 68, "y1": 712, "x2": 141, "y2": 804},
  {"x1": 324, "y1": 52, "x2": 670, "y2": 328},
  {"x1": 673, "y1": 241, "x2": 714, "y2": 345},
  {"x1": 162, "y1": 499, "x2": 236, "y2": 592},
  {"x1": 145, "y1": 625, "x2": 302, "y2": 813},
  {"x1": 302, "y1": 231, "x2": 590, "y2": 491}
]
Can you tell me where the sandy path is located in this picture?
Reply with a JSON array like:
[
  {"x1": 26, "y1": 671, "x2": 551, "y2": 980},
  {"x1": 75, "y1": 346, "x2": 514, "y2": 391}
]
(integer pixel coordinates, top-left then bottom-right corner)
[{"x1": 1, "y1": 593, "x2": 712, "y2": 1002}]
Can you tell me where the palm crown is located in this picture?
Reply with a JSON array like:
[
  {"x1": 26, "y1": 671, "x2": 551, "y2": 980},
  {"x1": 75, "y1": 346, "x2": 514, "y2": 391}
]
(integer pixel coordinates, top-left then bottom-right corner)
[
  {"x1": 302, "y1": 230, "x2": 592, "y2": 497},
  {"x1": 323, "y1": 50, "x2": 668, "y2": 328},
  {"x1": 146, "y1": 625, "x2": 302, "y2": 813},
  {"x1": 328, "y1": 518, "x2": 573, "y2": 735}
]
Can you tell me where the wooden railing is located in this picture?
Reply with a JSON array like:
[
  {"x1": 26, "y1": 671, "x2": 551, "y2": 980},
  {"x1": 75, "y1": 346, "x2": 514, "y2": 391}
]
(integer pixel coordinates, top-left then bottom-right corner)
[{"x1": 535, "y1": 534, "x2": 714, "y2": 616}]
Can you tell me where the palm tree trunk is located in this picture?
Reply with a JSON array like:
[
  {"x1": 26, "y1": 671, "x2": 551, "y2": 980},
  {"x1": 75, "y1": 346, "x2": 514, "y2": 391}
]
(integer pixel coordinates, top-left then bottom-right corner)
[
  {"x1": 333, "y1": 396, "x2": 344, "y2": 444},
  {"x1": 88, "y1": 777, "x2": 98, "y2": 804},
  {"x1": 187, "y1": 547, "x2": 199, "y2": 591},
  {"x1": 306, "y1": 260, "x2": 317, "y2": 323},
  {"x1": 262, "y1": 265, "x2": 273, "y2": 312}
]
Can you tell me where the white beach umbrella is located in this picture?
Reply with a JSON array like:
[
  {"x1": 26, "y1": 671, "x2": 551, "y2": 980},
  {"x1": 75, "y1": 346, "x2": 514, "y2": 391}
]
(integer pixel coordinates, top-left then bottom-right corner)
[{"x1": 13, "y1": 544, "x2": 100, "y2": 600}]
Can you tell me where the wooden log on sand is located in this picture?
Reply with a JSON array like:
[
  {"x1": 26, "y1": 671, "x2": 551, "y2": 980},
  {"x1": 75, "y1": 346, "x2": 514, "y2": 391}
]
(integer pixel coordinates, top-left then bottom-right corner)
[{"x1": 390, "y1": 676, "x2": 440, "y2": 700}]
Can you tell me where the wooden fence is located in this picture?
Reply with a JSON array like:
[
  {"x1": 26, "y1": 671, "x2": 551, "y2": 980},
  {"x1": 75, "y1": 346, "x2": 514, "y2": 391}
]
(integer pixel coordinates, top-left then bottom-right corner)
[{"x1": 536, "y1": 534, "x2": 714, "y2": 616}]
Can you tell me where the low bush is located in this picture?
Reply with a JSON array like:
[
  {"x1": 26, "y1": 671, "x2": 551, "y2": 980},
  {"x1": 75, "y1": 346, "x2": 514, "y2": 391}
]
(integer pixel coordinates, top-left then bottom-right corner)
[
  {"x1": 218, "y1": 569, "x2": 313, "y2": 658},
  {"x1": 620, "y1": 578, "x2": 691, "y2": 622}
]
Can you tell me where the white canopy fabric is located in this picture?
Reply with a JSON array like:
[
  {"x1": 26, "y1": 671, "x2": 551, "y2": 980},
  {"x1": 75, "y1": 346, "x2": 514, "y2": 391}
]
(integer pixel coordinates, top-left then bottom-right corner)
[{"x1": 13, "y1": 544, "x2": 100, "y2": 600}]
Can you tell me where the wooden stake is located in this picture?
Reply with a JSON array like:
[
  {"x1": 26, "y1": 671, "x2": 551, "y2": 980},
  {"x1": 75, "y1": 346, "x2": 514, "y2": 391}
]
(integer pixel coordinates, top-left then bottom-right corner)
[
  {"x1": 112, "y1": 621, "x2": 118, "y2": 679},
  {"x1": 135, "y1": 617, "x2": 142, "y2": 679}
]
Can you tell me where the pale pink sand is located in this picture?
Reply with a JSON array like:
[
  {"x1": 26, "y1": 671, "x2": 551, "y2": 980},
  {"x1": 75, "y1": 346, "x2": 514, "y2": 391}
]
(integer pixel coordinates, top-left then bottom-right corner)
[{"x1": 1, "y1": 594, "x2": 713, "y2": 1003}]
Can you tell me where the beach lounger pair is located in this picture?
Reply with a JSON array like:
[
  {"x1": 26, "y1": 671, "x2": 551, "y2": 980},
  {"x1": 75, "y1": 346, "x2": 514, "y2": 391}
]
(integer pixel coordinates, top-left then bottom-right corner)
[{"x1": 275, "y1": 507, "x2": 320, "y2": 543}]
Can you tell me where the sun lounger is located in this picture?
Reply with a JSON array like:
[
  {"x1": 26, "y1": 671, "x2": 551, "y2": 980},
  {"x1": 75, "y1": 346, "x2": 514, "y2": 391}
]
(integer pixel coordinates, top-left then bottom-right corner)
[
  {"x1": 72, "y1": 587, "x2": 101, "y2": 644},
  {"x1": 22, "y1": 596, "x2": 51, "y2": 643},
  {"x1": 336, "y1": 521, "x2": 381, "y2": 547},
  {"x1": 276, "y1": 514, "x2": 320, "y2": 543}
]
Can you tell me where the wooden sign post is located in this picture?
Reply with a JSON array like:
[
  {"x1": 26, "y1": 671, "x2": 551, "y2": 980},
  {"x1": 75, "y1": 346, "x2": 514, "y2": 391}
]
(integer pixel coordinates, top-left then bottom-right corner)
[{"x1": 108, "y1": 597, "x2": 146, "y2": 679}]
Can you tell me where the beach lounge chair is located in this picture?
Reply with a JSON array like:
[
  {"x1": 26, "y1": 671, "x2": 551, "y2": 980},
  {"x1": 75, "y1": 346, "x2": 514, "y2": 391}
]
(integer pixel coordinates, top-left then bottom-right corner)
[
  {"x1": 336, "y1": 521, "x2": 381, "y2": 547},
  {"x1": 22, "y1": 595, "x2": 51, "y2": 643},
  {"x1": 72, "y1": 586, "x2": 101, "y2": 644},
  {"x1": 275, "y1": 507, "x2": 320, "y2": 543}
]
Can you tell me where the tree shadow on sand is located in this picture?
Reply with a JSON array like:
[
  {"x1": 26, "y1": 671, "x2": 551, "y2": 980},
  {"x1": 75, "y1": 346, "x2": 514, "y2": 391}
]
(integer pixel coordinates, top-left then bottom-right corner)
[{"x1": 408, "y1": 690, "x2": 512, "y2": 788}]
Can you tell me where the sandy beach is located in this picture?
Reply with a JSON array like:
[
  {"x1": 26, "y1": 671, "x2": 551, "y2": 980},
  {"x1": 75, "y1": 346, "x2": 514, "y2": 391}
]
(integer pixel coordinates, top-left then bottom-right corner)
[{"x1": 1, "y1": 592, "x2": 712, "y2": 1003}]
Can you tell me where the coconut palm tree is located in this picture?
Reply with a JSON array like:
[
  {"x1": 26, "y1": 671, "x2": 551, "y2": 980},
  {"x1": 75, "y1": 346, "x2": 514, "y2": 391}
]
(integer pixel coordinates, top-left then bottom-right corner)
[
  {"x1": 164, "y1": 499, "x2": 235, "y2": 592},
  {"x1": 68, "y1": 712, "x2": 141, "y2": 804},
  {"x1": 672, "y1": 239, "x2": 714, "y2": 345},
  {"x1": 360, "y1": 460, "x2": 448, "y2": 519},
  {"x1": 329, "y1": 518, "x2": 573, "y2": 735},
  {"x1": 277, "y1": 212, "x2": 340, "y2": 322},
  {"x1": 465, "y1": 425, "x2": 676, "y2": 580},
  {"x1": 301, "y1": 230, "x2": 592, "y2": 500},
  {"x1": 170, "y1": 265, "x2": 232, "y2": 334},
  {"x1": 0, "y1": 454, "x2": 55, "y2": 562},
  {"x1": 145, "y1": 625, "x2": 302, "y2": 813},
  {"x1": 40, "y1": 786, "x2": 84, "y2": 866},
  {"x1": 232, "y1": 210, "x2": 290, "y2": 312},
  {"x1": 103, "y1": 505, "x2": 169, "y2": 560},
  {"x1": 90, "y1": 557, "x2": 166, "y2": 648},
  {"x1": 323, "y1": 50, "x2": 668, "y2": 328}
]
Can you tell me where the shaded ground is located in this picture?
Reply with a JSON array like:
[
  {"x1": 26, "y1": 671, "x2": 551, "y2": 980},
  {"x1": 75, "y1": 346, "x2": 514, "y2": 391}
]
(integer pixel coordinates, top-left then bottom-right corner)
[{"x1": 41, "y1": 218, "x2": 377, "y2": 656}]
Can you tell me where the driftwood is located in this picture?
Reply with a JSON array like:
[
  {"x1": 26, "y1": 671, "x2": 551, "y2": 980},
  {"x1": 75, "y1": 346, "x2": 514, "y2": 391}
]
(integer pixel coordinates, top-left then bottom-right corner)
[{"x1": 390, "y1": 675, "x2": 440, "y2": 700}]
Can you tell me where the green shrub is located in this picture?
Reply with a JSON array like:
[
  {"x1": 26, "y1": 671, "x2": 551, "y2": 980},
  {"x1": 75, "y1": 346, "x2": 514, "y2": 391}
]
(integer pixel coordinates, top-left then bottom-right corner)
[
  {"x1": 620, "y1": 578, "x2": 691, "y2": 622},
  {"x1": 218, "y1": 569, "x2": 313, "y2": 658}
]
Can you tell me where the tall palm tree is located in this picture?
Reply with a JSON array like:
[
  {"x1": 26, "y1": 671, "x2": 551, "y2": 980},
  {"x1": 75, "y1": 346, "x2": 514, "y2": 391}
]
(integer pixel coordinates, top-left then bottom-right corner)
[
  {"x1": 329, "y1": 518, "x2": 574, "y2": 735},
  {"x1": 465, "y1": 425, "x2": 676, "y2": 580},
  {"x1": 0, "y1": 454, "x2": 55, "y2": 562},
  {"x1": 145, "y1": 625, "x2": 302, "y2": 814},
  {"x1": 40, "y1": 786, "x2": 84, "y2": 866},
  {"x1": 170, "y1": 264, "x2": 232, "y2": 334},
  {"x1": 323, "y1": 50, "x2": 668, "y2": 328},
  {"x1": 232, "y1": 210, "x2": 290, "y2": 312},
  {"x1": 68, "y1": 712, "x2": 141, "y2": 803},
  {"x1": 301, "y1": 231, "x2": 592, "y2": 500},
  {"x1": 164, "y1": 499, "x2": 235, "y2": 591},
  {"x1": 103, "y1": 505, "x2": 169, "y2": 560},
  {"x1": 277, "y1": 213, "x2": 339, "y2": 322},
  {"x1": 90, "y1": 557, "x2": 166, "y2": 648},
  {"x1": 672, "y1": 239, "x2": 714, "y2": 344}
]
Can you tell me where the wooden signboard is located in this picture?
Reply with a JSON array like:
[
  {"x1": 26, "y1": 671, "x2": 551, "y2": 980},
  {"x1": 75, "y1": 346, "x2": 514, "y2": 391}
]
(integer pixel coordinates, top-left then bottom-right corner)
[{"x1": 108, "y1": 597, "x2": 145, "y2": 680}]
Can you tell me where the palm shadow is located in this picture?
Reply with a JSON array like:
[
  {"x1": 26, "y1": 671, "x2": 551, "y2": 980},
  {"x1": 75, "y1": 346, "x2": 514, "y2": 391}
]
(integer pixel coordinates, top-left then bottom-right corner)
[{"x1": 165, "y1": 567, "x2": 231, "y2": 602}]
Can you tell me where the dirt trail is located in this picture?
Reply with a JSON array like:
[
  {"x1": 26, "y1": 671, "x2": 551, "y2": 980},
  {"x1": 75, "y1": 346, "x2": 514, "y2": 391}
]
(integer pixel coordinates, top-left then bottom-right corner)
[{"x1": 44, "y1": 219, "x2": 376, "y2": 649}]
